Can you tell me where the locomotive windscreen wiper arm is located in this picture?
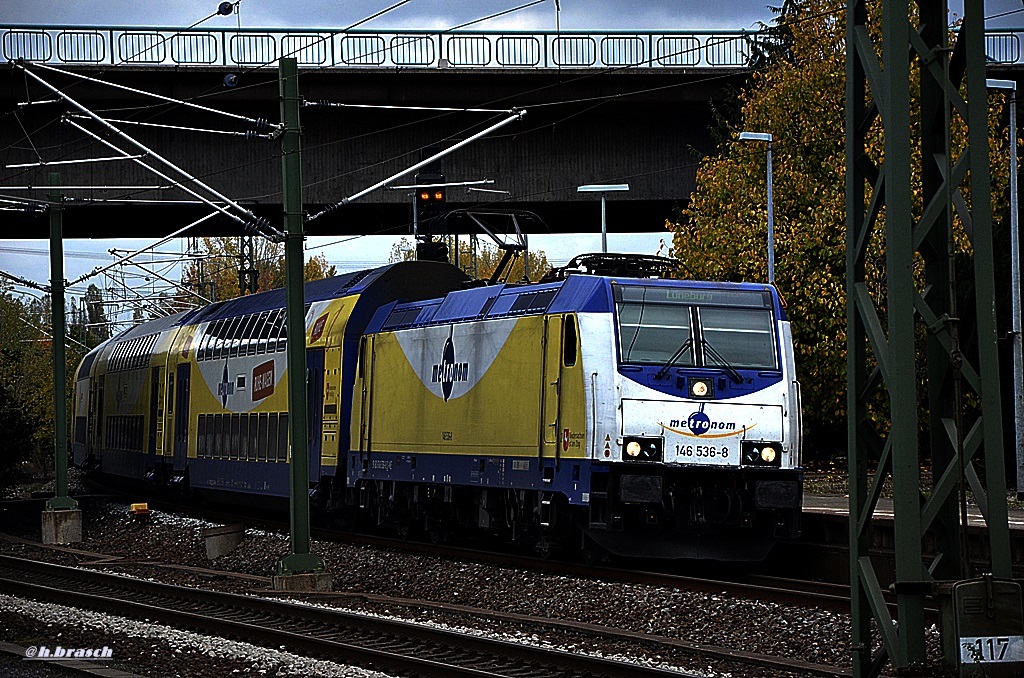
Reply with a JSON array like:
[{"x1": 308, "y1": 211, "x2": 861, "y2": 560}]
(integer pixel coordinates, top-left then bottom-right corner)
[
  {"x1": 654, "y1": 337, "x2": 693, "y2": 380},
  {"x1": 701, "y1": 338, "x2": 744, "y2": 384}
]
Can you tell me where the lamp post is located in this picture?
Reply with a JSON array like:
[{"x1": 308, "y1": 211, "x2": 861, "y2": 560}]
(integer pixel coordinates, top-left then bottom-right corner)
[
  {"x1": 577, "y1": 183, "x2": 629, "y2": 253},
  {"x1": 738, "y1": 131, "x2": 775, "y2": 284},
  {"x1": 988, "y1": 78, "x2": 1024, "y2": 498}
]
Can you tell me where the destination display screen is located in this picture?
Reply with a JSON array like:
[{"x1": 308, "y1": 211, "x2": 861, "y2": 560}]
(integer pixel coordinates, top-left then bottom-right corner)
[{"x1": 613, "y1": 285, "x2": 773, "y2": 308}]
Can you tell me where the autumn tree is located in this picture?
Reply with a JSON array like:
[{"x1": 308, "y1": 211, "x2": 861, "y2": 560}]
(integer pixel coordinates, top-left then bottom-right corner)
[
  {"x1": 182, "y1": 237, "x2": 337, "y2": 304},
  {"x1": 0, "y1": 285, "x2": 85, "y2": 483},
  {"x1": 389, "y1": 237, "x2": 552, "y2": 282},
  {"x1": 83, "y1": 284, "x2": 109, "y2": 344},
  {"x1": 671, "y1": 0, "x2": 1012, "y2": 453}
]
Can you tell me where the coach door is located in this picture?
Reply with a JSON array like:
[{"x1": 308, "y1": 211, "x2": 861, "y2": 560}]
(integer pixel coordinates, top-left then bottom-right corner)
[
  {"x1": 94, "y1": 375, "x2": 105, "y2": 454},
  {"x1": 540, "y1": 314, "x2": 564, "y2": 467},
  {"x1": 306, "y1": 348, "x2": 324, "y2": 483},
  {"x1": 356, "y1": 336, "x2": 375, "y2": 457},
  {"x1": 173, "y1": 363, "x2": 191, "y2": 470},
  {"x1": 148, "y1": 367, "x2": 160, "y2": 461}
]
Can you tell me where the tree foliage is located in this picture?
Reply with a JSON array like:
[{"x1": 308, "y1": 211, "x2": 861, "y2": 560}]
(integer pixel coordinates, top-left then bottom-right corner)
[
  {"x1": 182, "y1": 237, "x2": 336, "y2": 303},
  {"x1": 670, "y1": 0, "x2": 1012, "y2": 454},
  {"x1": 389, "y1": 237, "x2": 553, "y2": 282},
  {"x1": 0, "y1": 286, "x2": 84, "y2": 487}
]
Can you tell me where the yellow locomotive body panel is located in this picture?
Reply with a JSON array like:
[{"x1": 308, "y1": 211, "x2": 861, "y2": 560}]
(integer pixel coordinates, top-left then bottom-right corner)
[{"x1": 353, "y1": 314, "x2": 586, "y2": 460}]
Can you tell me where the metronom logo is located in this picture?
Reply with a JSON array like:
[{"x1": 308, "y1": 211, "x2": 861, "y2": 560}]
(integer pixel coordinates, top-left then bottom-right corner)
[{"x1": 25, "y1": 645, "x2": 113, "y2": 660}]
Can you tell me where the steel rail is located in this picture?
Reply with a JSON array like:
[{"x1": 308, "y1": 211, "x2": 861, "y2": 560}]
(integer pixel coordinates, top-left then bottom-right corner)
[{"x1": 0, "y1": 554, "x2": 702, "y2": 678}]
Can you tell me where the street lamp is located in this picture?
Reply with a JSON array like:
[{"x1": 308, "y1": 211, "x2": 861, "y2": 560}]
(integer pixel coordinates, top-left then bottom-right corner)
[
  {"x1": 738, "y1": 131, "x2": 775, "y2": 284},
  {"x1": 577, "y1": 183, "x2": 629, "y2": 253},
  {"x1": 988, "y1": 78, "x2": 1024, "y2": 498}
]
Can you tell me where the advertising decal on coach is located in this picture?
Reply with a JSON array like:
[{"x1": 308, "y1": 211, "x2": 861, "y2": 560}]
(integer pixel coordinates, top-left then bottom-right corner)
[{"x1": 252, "y1": 360, "x2": 275, "y2": 401}]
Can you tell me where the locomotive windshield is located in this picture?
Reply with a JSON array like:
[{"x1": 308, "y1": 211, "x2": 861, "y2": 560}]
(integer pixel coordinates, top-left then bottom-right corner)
[{"x1": 614, "y1": 285, "x2": 778, "y2": 370}]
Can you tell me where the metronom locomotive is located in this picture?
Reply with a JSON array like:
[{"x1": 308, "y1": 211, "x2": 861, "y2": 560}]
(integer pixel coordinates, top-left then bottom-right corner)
[{"x1": 73, "y1": 254, "x2": 803, "y2": 560}]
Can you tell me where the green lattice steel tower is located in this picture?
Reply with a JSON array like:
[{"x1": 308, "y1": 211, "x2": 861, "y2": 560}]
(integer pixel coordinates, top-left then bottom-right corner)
[
  {"x1": 846, "y1": 0, "x2": 1012, "y2": 675},
  {"x1": 238, "y1": 235, "x2": 259, "y2": 295}
]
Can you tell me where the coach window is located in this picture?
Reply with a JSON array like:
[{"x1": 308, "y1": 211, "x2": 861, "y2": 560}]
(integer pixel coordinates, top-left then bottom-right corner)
[
  {"x1": 230, "y1": 414, "x2": 241, "y2": 459},
  {"x1": 197, "y1": 323, "x2": 212, "y2": 361},
  {"x1": 223, "y1": 316, "x2": 243, "y2": 358},
  {"x1": 206, "y1": 320, "x2": 221, "y2": 361},
  {"x1": 239, "y1": 314, "x2": 257, "y2": 355},
  {"x1": 276, "y1": 315, "x2": 288, "y2": 353},
  {"x1": 229, "y1": 316, "x2": 244, "y2": 357},
  {"x1": 239, "y1": 414, "x2": 249, "y2": 459},
  {"x1": 562, "y1": 316, "x2": 578, "y2": 367},
  {"x1": 248, "y1": 415, "x2": 259, "y2": 460},
  {"x1": 267, "y1": 414, "x2": 279, "y2": 462},
  {"x1": 197, "y1": 414, "x2": 207, "y2": 458},
  {"x1": 263, "y1": 311, "x2": 279, "y2": 353},
  {"x1": 277, "y1": 413, "x2": 289, "y2": 462},
  {"x1": 255, "y1": 311, "x2": 272, "y2": 354},
  {"x1": 257, "y1": 413, "x2": 270, "y2": 461}
]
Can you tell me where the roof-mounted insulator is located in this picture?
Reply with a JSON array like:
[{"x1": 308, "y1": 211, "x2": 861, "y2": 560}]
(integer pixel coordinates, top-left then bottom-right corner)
[{"x1": 243, "y1": 216, "x2": 285, "y2": 242}]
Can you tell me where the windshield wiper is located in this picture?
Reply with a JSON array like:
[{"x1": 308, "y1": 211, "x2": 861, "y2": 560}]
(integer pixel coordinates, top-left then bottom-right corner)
[
  {"x1": 701, "y1": 338, "x2": 743, "y2": 384},
  {"x1": 655, "y1": 337, "x2": 692, "y2": 380}
]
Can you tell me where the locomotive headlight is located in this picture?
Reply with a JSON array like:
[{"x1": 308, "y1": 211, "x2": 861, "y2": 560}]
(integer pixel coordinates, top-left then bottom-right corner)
[
  {"x1": 689, "y1": 378, "x2": 713, "y2": 399},
  {"x1": 742, "y1": 441, "x2": 782, "y2": 466},
  {"x1": 623, "y1": 436, "x2": 663, "y2": 462}
]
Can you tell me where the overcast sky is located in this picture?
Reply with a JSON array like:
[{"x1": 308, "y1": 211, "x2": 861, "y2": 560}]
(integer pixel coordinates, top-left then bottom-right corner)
[
  {"x1": 2, "y1": 0, "x2": 1022, "y2": 31},
  {"x1": 0, "y1": 1, "x2": 780, "y2": 32},
  {"x1": 3, "y1": 0, "x2": 1024, "y2": 297}
]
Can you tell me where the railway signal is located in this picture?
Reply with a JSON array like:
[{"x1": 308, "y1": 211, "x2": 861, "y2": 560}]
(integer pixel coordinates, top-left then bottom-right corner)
[{"x1": 414, "y1": 172, "x2": 447, "y2": 235}]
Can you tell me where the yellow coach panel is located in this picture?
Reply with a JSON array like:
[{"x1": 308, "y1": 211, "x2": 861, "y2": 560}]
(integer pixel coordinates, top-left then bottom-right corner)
[{"x1": 367, "y1": 317, "x2": 544, "y2": 456}]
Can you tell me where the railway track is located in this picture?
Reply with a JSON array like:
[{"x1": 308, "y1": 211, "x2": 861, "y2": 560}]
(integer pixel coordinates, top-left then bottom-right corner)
[
  {"x1": 0, "y1": 549, "x2": 854, "y2": 677},
  {"x1": 0, "y1": 553, "x2": 705, "y2": 678},
  {"x1": 71, "y1": 482, "x2": 910, "y2": 618}
]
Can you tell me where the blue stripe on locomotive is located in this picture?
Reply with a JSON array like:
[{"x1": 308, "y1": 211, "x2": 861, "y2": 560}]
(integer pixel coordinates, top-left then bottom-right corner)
[
  {"x1": 354, "y1": 453, "x2": 596, "y2": 504},
  {"x1": 363, "y1": 274, "x2": 788, "y2": 402}
]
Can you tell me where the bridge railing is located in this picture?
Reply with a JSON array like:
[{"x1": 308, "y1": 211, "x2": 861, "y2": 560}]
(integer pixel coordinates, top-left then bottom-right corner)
[
  {"x1": 3, "y1": 25, "x2": 1022, "y2": 69},
  {"x1": 0, "y1": 25, "x2": 772, "y2": 69}
]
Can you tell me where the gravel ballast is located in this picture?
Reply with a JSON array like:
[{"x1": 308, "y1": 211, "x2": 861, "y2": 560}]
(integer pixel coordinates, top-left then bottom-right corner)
[{"x1": 1, "y1": 487, "x2": 942, "y2": 677}]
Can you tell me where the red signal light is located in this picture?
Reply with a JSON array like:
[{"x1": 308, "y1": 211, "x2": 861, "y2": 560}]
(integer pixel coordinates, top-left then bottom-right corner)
[
  {"x1": 419, "y1": 191, "x2": 430, "y2": 201},
  {"x1": 434, "y1": 191, "x2": 444, "y2": 200}
]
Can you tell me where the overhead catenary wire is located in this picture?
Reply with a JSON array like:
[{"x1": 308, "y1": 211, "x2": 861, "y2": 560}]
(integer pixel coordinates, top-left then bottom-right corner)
[
  {"x1": 0, "y1": 186, "x2": 171, "y2": 191},
  {"x1": 68, "y1": 114, "x2": 277, "y2": 140},
  {"x1": 6, "y1": 154, "x2": 146, "y2": 169},
  {"x1": 307, "y1": 109, "x2": 526, "y2": 222},
  {"x1": 0, "y1": 270, "x2": 50, "y2": 293},
  {"x1": 67, "y1": 211, "x2": 220, "y2": 287},
  {"x1": 120, "y1": 259, "x2": 212, "y2": 305},
  {"x1": 61, "y1": 116, "x2": 280, "y2": 240},
  {"x1": 15, "y1": 62, "x2": 280, "y2": 239},
  {"x1": 30, "y1": 59, "x2": 275, "y2": 131},
  {"x1": 306, "y1": 102, "x2": 517, "y2": 114},
  {"x1": 9, "y1": 308, "x2": 90, "y2": 351}
]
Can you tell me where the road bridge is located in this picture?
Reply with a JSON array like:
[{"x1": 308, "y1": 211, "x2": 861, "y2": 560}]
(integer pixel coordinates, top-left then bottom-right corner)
[{"x1": 2, "y1": 25, "x2": 1023, "y2": 238}]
